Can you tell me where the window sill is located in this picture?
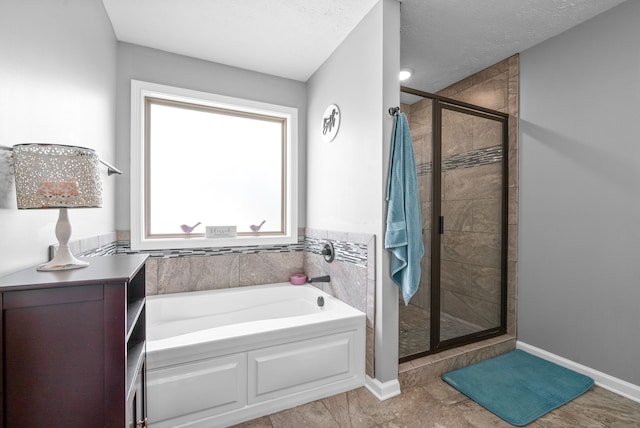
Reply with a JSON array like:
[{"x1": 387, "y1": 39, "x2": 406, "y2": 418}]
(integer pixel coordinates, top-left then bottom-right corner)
[{"x1": 130, "y1": 234, "x2": 299, "y2": 252}]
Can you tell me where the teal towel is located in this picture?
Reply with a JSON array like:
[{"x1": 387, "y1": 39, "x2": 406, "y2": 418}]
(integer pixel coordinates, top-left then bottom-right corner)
[{"x1": 385, "y1": 112, "x2": 424, "y2": 305}]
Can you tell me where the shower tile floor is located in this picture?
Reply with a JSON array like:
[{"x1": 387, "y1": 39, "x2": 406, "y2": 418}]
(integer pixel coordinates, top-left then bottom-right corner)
[
  {"x1": 232, "y1": 382, "x2": 640, "y2": 427},
  {"x1": 399, "y1": 303, "x2": 481, "y2": 359}
]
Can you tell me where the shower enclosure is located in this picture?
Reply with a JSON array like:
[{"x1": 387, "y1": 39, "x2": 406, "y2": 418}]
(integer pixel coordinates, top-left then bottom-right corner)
[{"x1": 399, "y1": 86, "x2": 508, "y2": 362}]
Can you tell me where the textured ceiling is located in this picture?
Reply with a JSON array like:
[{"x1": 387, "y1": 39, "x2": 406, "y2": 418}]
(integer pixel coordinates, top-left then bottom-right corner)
[
  {"x1": 102, "y1": 0, "x2": 379, "y2": 81},
  {"x1": 102, "y1": 0, "x2": 628, "y2": 89},
  {"x1": 400, "y1": 0, "x2": 628, "y2": 93}
]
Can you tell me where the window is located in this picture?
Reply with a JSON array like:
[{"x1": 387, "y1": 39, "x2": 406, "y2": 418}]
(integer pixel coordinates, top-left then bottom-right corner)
[{"x1": 130, "y1": 80, "x2": 298, "y2": 250}]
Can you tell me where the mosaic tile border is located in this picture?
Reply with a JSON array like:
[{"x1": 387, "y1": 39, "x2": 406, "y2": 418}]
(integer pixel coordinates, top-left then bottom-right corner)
[
  {"x1": 444, "y1": 145, "x2": 503, "y2": 171},
  {"x1": 417, "y1": 144, "x2": 503, "y2": 176},
  {"x1": 80, "y1": 241, "x2": 119, "y2": 257},
  {"x1": 305, "y1": 236, "x2": 368, "y2": 268},
  {"x1": 417, "y1": 161, "x2": 431, "y2": 176},
  {"x1": 88, "y1": 238, "x2": 305, "y2": 258},
  {"x1": 76, "y1": 234, "x2": 369, "y2": 268}
]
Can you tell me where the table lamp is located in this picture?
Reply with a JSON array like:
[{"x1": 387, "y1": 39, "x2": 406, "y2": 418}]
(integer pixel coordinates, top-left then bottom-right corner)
[{"x1": 12, "y1": 143, "x2": 103, "y2": 271}]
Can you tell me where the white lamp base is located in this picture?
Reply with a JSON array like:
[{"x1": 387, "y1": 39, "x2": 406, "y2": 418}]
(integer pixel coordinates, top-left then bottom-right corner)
[
  {"x1": 37, "y1": 248, "x2": 89, "y2": 271},
  {"x1": 37, "y1": 207, "x2": 90, "y2": 271}
]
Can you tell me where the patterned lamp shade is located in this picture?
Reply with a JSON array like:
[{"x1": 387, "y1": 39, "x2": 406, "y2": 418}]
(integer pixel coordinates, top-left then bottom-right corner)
[
  {"x1": 12, "y1": 143, "x2": 103, "y2": 271},
  {"x1": 12, "y1": 144, "x2": 102, "y2": 209}
]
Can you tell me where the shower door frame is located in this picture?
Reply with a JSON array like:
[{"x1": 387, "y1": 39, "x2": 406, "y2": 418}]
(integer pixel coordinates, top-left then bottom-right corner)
[{"x1": 399, "y1": 86, "x2": 509, "y2": 363}]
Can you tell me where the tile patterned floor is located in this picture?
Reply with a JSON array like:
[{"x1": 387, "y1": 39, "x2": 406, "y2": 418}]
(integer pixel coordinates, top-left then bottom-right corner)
[{"x1": 232, "y1": 381, "x2": 640, "y2": 427}]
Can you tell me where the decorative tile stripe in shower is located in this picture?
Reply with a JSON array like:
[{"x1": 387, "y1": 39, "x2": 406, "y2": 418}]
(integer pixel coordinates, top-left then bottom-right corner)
[
  {"x1": 416, "y1": 145, "x2": 503, "y2": 176},
  {"x1": 417, "y1": 161, "x2": 432, "y2": 176},
  {"x1": 443, "y1": 145, "x2": 503, "y2": 171},
  {"x1": 305, "y1": 236, "x2": 368, "y2": 268}
]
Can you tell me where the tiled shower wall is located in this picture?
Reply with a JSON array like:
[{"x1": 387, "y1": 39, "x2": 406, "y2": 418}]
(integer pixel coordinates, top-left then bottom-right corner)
[
  {"x1": 75, "y1": 228, "x2": 377, "y2": 378},
  {"x1": 402, "y1": 55, "x2": 519, "y2": 336}
]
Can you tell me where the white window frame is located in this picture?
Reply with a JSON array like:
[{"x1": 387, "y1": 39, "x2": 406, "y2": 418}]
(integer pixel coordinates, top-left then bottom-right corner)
[{"x1": 130, "y1": 80, "x2": 298, "y2": 251}]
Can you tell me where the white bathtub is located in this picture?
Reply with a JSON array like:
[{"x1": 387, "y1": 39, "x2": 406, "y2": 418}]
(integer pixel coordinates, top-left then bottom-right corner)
[{"x1": 145, "y1": 282, "x2": 366, "y2": 428}]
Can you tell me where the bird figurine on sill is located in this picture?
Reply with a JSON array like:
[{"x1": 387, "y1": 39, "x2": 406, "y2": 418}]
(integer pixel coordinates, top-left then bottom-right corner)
[
  {"x1": 180, "y1": 222, "x2": 201, "y2": 234},
  {"x1": 250, "y1": 220, "x2": 266, "y2": 232}
]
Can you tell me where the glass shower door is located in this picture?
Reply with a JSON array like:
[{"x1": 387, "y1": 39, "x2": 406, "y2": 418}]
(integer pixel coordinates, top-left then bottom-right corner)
[
  {"x1": 398, "y1": 87, "x2": 508, "y2": 362},
  {"x1": 437, "y1": 103, "x2": 507, "y2": 344}
]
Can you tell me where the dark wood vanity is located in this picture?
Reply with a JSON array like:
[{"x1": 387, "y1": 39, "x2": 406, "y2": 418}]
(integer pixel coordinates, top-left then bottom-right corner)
[{"x1": 0, "y1": 254, "x2": 148, "y2": 427}]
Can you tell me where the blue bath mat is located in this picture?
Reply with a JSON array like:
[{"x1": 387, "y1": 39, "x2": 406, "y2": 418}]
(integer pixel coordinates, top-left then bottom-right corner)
[{"x1": 442, "y1": 349, "x2": 594, "y2": 426}]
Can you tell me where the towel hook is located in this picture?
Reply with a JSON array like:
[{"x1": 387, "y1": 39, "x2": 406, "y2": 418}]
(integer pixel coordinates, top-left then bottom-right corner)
[{"x1": 388, "y1": 106, "x2": 400, "y2": 117}]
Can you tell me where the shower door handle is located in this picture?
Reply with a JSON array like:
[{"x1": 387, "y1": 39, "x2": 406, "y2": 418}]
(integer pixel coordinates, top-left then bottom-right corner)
[{"x1": 438, "y1": 216, "x2": 444, "y2": 234}]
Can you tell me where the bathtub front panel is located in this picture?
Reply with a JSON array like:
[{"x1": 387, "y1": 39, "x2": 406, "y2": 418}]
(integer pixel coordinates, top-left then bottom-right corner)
[
  {"x1": 248, "y1": 330, "x2": 359, "y2": 403},
  {"x1": 147, "y1": 353, "x2": 247, "y2": 427}
]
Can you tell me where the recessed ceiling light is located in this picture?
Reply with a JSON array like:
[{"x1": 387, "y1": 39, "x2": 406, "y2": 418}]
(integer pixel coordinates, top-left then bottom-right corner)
[{"x1": 399, "y1": 68, "x2": 413, "y2": 81}]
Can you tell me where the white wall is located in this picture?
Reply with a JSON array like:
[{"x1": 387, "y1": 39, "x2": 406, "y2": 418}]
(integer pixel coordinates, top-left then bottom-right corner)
[
  {"x1": 0, "y1": 0, "x2": 117, "y2": 276},
  {"x1": 307, "y1": 0, "x2": 400, "y2": 384},
  {"x1": 115, "y1": 43, "x2": 307, "y2": 232},
  {"x1": 379, "y1": 0, "x2": 401, "y2": 385},
  {"x1": 306, "y1": 5, "x2": 383, "y2": 234},
  {"x1": 519, "y1": 0, "x2": 640, "y2": 385}
]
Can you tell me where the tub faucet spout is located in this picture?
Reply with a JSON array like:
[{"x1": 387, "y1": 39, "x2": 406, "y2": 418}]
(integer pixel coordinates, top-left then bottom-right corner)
[{"x1": 308, "y1": 275, "x2": 330, "y2": 283}]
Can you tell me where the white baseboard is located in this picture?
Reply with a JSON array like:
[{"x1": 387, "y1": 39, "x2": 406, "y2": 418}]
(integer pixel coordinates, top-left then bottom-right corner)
[
  {"x1": 517, "y1": 341, "x2": 640, "y2": 404},
  {"x1": 365, "y1": 375, "x2": 401, "y2": 401}
]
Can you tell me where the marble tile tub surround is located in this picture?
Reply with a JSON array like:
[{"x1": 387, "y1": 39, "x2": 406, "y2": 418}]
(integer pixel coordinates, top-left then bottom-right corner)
[
  {"x1": 104, "y1": 233, "x2": 307, "y2": 295},
  {"x1": 73, "y1": 229, "x2": 373, "y2": 303},
  {"x1": 107, "y1": 230, "x2": 373, "y2": 299},
  {"x1": 304, "y1": 228, "x2": 376, "y2": 378}
]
